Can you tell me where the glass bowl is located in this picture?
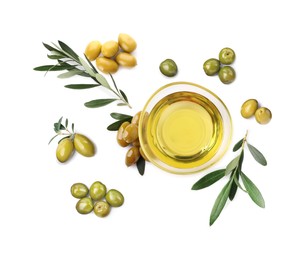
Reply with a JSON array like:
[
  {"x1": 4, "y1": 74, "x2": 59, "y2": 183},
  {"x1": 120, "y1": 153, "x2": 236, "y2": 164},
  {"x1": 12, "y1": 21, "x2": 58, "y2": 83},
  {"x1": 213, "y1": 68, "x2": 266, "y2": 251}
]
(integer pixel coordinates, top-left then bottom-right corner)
[{"x1": 138, "y1": 82, "x2": 232, "y2": 174}]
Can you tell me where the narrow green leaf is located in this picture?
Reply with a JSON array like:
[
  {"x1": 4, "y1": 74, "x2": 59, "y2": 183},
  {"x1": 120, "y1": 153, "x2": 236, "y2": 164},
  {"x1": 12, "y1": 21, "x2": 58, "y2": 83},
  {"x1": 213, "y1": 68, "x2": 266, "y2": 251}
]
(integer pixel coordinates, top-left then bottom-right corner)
[
  {"x1": 84, "y1": 99, "x2": 116, "y2": 108},
  {"x1": 238, "y1": 150, "x2": 244, "y2": 171},
  {"x1": 64, "y1": 84, "x2": 100, "y2": 89},
  {"x1": 43, "y1": 43, "x2": 67, "y2": 57},
  {"x1": 210, "y1": 180, "x2": 232, "y2": 226},
  {"x1": 33, "y1": 64, "x2": 71, "y2": 71},
  {"x1": 48, "y1": 134, "x2": 59, "y2": 145},
  {"x1": 58, "y1": 41, "x2": 79, "y2": 60},
  {"x1": 228, "y1": 181, "x2": 238, "y2": 201},
  {"x1": 71, "y1": 123, "x2": 75, "y2": 133},
  {"x1": 47, "y1": 54, "x2": 65, "y2": 60},
  {"x1": 233, "y1": 138, "x2": 243, "y2": 152},
  {"x1": 240, "y1": 172, "x2": 265, "y2": 208},
  {"x1": 247, "y1": 143, "x2": 267, "y2": 166},
  {"x1": 79, "y1": 57, "x2": 96, "y2": 77},
  {"x1": 109, "y1": 74, "x2": 119, "y2": 93},
  {"x1": 107, "y1": 119, "x2": 132, "y2": 131},
  {"x1": 117, "y1": 103, "x2": 128, "y2": 106},
  {"x1": 120, "y1": 89, "x2": 129, "y2": 102},
  {"x1": 110, "y1": 113, "x2": 133, "y2": 121},
  {"x1": 84, "y1": 54, "x2": 98, "y2": 74},
  {"x1": 136, "y1": 156, "x2": 146, "y2": 176},
  {"x1": 225, "y1": 155, "x2": 240, "y2": 175},
  {"x1": 192, "y1": 169, "x2": 225, "y2": 190},
  {"x1": 54, "y1": 123, "x2": 65, "y2": 131},
  {"x1": 234, "y1": 173, "x2": 246, "y2": 192},
  {"x1": 55, "y1": 117, "x2": 63, "y2": 132},
  {"x1": 57, "y1": 69, "x2": 82, "y2": 79},
  {"x1": 95, "y1": 73, "x2": 111, "y2": 88},
  {"x1": 65, "y1": 118, "x2": 68, "y2": 128}
]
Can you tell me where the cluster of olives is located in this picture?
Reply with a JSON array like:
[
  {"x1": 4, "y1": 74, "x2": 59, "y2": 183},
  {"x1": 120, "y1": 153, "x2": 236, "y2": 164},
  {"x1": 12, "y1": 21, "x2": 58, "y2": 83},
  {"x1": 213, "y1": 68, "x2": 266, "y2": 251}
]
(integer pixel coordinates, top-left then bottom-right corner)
[
  {"x1": 203, "y1": 47, "x2": 236, "y2": 84},
  {"x1": 71, "y1": 181, "x2": 124, "y2": 217},
  {"x1": 159, "y1": 59, "x2": 178, "y2": 77},
  {"x1": 116, "y1": 111, "x2": 148, "y2": 167},
  {"x1": 84, "y1": 33, "x2": 137, "y2": 74},
  {"x1": 241, "y1": 99, "x2": 272, "y2": 124}
]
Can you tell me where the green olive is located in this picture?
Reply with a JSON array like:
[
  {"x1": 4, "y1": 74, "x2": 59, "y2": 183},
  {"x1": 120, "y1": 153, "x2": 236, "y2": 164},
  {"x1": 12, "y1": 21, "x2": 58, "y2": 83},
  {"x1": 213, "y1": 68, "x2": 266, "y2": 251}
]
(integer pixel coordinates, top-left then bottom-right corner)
[
  {"x1": 241, "y1": 99, "x2": 259, "y2": 118},
  {"x1": 125, "y1": 146, "x2": 140, "y2": 166},
  {"x1": 94, "y1": 201, "x2": 111, "y2": 217},
  {"x1": 255, "y1": 107, "x2": 272, "y2": 124},
  {"x1": 115, "y1": 52, "x2": 137, "y2": 67},
  {"x1": 105, "y1": 189, "x2": 124, "y2": 207},
  {"x1": 85, "y1": 41, "x2": 102, "y2": 61},
  {"x1": 159, "y1": 59, "x2": 178, "y2": 77},
  {"x1": 76, "y1": 197, "x2": 93, "y2": 214},
  {"x1": 89, "y1": 181, "x2": 107, "y2": 200},
  {"x1": 118, "y1": 33, "x2": 137, "y2": 53},
  {"x1": 131, "y1": 111, "x2": 142, "y2": 126},
  {"x1": 96, "y1": 57, "x2": 119, "y2": 74},
  {"x1": 71, "y1": 183, "x2": 89, "y2": 198},
  {"x1": 73, "y1": 133, "x2": 95, "y2": 157},
  {"x1": 117, "y1": 122, "x2": 130, "y2": 147},
  {"x1": 123, "y1": 123, "x2": 138, "y2": 144},
  {"x1": 203, "y1": 58, "x2": 220, "y2": 76},
  {"x1": 101, "y1": 40, "x2": 119, "y2": 58},
  {"x1": 219, "y1": 47, "x2": 235, "y2": 65},
  {"x1": 218, "y1": 66, "x2": 236, "y2": 84},
  {"x1": 56, "y1": 138, "x2": 74, "y2": 163}
]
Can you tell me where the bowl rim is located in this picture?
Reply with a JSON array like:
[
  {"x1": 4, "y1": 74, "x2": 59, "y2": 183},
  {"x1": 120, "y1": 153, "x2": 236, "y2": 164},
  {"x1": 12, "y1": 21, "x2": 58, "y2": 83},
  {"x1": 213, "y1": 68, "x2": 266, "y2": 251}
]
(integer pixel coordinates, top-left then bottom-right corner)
[{"x1": 138, "y1": 81, "x2": 233, "y2": 174}]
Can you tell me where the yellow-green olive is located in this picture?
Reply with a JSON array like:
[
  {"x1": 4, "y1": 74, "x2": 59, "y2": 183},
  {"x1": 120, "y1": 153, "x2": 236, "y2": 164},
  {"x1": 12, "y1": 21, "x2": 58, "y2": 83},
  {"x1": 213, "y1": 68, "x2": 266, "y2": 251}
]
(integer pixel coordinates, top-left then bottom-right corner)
[
  {"x1": 89, "y1": 181, "x2": 107, "y2": 200},
  {"x1": 85, "y1": 41, "x2": 102, "y2": 61},
  {"x1": 131, "y1": 111, "x2": 141, "y2": 126},
  {"x1": 73, "y1": 133, "x2": 95, "y2": 157},
  {"x1": 123, "y1": 123, "x2": 138, "y2": 144},
  {"x1": 101, "y1": 40, "x2": 119, "y2": 58},
  {"x1": 71, "y1": 183, "x2": 89, "y2": 198},
  {"x1": 76, "y1": 197, "x2": 93, "y2": 214},
  {"x1": 132, "y1": 139, "x2": 140, "y2": 147},
  {"x1": 105, "y1": 189, "x2": 124, "y2": 207},
  {"x1": 56, "y1": 138, "x2": 74, "y2": 163},
  {"x1": 115, "y1": 52, "x2": 137, "y2": 67},
  {"x1": 241, "y1": 99, "x2": 258, "y2": 118},
  {"x1": 94, "y1": 201, "x2": 111, "y2": 217},
  {"x1": 125, "y1": 146, "x2": 140, "y2": 166},
  {"x1": 139, "y1": 147, "x2": 149, "y2": 161},
  {"x1": 255, "y1": 107, "x2": 272, "y2": 124},
  {"x1": 117, "y1": 122, "x2": 130, "y2": 147},
  {"x1": 118, "y1": 33, "x2": 137, "y2": 53},
  {"x1": 96, "y1": 57, "x2": 119, "y2": 74}
]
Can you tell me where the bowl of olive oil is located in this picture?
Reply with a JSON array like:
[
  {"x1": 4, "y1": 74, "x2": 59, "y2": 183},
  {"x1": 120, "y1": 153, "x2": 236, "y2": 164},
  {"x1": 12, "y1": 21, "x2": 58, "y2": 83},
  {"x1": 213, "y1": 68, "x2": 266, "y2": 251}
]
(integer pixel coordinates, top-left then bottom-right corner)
[{"x1": 139, "y1": 82, "x2": 232, "y2": 174}]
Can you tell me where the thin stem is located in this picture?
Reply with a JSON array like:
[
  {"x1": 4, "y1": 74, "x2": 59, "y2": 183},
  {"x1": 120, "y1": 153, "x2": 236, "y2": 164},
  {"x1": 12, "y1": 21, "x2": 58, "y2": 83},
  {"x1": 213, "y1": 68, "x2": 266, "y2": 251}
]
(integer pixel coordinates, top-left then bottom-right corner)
[{"x1": 242, "y1": 130, "x2": 248, "y2": 149}]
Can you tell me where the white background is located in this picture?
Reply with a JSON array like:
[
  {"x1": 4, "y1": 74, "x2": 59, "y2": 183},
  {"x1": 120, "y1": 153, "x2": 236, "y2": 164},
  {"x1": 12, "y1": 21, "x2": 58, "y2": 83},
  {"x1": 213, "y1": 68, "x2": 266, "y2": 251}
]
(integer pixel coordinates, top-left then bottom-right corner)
[{"x1": 1, "y1": 0, "x2": 305, "y2": 259}]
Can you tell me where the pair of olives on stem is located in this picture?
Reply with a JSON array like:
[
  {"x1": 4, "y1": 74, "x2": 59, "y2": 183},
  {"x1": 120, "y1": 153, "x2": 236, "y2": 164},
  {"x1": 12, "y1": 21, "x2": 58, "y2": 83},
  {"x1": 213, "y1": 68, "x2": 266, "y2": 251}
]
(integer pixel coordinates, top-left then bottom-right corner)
[
  {"x1": 203, "y1": 47, "x2": 236, "y2": 84},
  {"x1": 71, "y1": 182, "x2": 124, "y2": 217},
  {"x1": 241, "y1": 99, "x2": 272, "y2": 124}
]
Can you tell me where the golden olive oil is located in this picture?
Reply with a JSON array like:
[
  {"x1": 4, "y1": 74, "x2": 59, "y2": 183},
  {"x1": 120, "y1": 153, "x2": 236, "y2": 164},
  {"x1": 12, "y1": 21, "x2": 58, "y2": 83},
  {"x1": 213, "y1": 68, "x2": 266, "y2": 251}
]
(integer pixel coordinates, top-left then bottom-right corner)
[{"x1": 145, "y1": 91, "x2": 223, "y2": 169}]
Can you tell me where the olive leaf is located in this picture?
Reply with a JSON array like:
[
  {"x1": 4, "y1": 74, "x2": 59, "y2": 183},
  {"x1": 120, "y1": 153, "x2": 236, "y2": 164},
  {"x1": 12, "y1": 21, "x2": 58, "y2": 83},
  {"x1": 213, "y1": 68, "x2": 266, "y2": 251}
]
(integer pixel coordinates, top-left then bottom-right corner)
[
  {"x1": 192, "y1": 169, "x2": 225, "y2": 190},
  {"x1": 84, "y1": 99, "x2": 117, "y2": 108},
  {"x1": 136, "y1": 156, "x2": 146, "y2": 176},
  {"x1": 225, "y1": 156, "x2": 240, "y2": 175},
  {"x1": 233, "y1": 138, "x2": 244, "y2": 152},
  {"x1": 58, "y1": 40, "x2": 79, "y2": 60},
  {"x1": 107, "y1": 119, "x2": 131, "y2": 131},
  {"x1": 120, "y1": 90, "x2": 129, "y2": 103},
  {"x1": 247, "y1": 143, "x2": 267, "y2": 166},
  {"x1": 240, "y1": 172, "x2": 265, "y2": 208},
  {"x1": 110, "y1": 113, "x2": 133, "y2": 121},
  {"x1": 84, "y1": 54, "x2": 98, "y2": 74},
  {"x1": 64, "y1": 84, "x2": 100, "y2": 89},
  {"x1": 65, "y1": 118, "x2": 68, "y2": 128},
  {"x1": 57, "y1": 70, "x2": 82, "y2": 79}
]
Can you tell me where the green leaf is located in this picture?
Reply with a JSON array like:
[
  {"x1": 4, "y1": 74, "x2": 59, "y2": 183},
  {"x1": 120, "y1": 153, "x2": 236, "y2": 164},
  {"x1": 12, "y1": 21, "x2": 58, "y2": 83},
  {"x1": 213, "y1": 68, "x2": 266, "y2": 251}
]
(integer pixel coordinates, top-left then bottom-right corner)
[
  {"x1": 120, "y1": 89, "x2": 129, "y2": 102},
  {"x1": 109, "y1": 74, "x2": 119, "y2": 93},
  {"x1": 117, "y1": 103, "x2": 128, "y2": 106},
  {"x1": 210, "y1": 179, "x2": 232, "y2": 226},
  {"x1": 54, "y1": 123, "x2": 65, "y2": 131},
  {"x1": 57, "y1": 69, "x2": 82, "y2": 78},
  {"x1": 225, "y1": 155, "x2": 240, "y2": 175},
  {"x1": 65, "y1": 118, "x2": 68, "y2": 128},
  {"x1": 110, "y1": 113, "x2": 133, "y2": 121},
  {"x1": 233, "y1": 138, "x2": 243, "y2": 152},
  {"x1": 240, "y1": 172, "x2": 265, "y2": 208},
  {"x1": 95, "y1": 73, "x2": 111, "y2": 89},
  {"x1": 84, "y1": 99, "x2": 116, "y2": 108},
  {"x1": 33, "y1": 64, "x2": 72, "y2": 71},
  {"x1": 79, "y1": 57, "x2": 96, "y2": 77},
  {"x1": 48, "y1": 134, "x2": 59, "y2": 145},
  {"x1": 71, "y1": 123, "x2": 75, "y2": 133},
  {"x1": 234, "y1": 173, "x2": 246, "y2": 192},
  {"x1": 58, "y1": 41, "x2": 79, "y2": 60},
  {"x1": 64, "y1": 84, "x2": 100, "y2": 89},
  {"x1": 107, "y1": 119, "x2": 132, "y2": 131},
  {"x1": 238, "y1": 150, "x2": 244, "y2": 171},
  {"x1": 136, "y1": 156, "x2": 145, "y2": 176},
  {"x1": 84, "y1": 54, "x2": 98, "y2": 74},
  {"x1": 192, "y1": 169, "x2": 225, "y2": 190},
  {"x1": 228, "y1": 181, "x2": 238, "y2": 201},
  {"x1": 247, "y1": 143, "x2": 267, "y2": 166},
  {"x1": 55, "y1": 117, "x2": 63, "y2": 132},
  {"x1": 47, "y1": 54, "x2": 65, "y2": 60}
]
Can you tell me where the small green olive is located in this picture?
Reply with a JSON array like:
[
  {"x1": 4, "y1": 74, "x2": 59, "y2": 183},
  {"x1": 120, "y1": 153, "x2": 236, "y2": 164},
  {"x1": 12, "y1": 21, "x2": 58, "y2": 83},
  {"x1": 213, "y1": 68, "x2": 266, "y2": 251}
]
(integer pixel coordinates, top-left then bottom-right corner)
[
  {"x1": 85, "y1": 41, "x2": 102, "y2": 61},
  {"x1": 101, "y1": 40, "x2": 119, "y2": 58},
  {"x1": 218, "y1": 66, "x2": 236, "y2": 84},
  {"x1": 118, "y1": 33, "x2": 137, "y2": 53},
  {"x1": 125, "y1": 146, "x2": 140, "y2": 166},
  {"x1": 115, "y1": 52, "x2": 137, "y2": 67},
  {"x1": 76, "y1": 197, "x2": 93, "y2": 214},
  {"x1": 56, "y1": 138, "x2": 74, "y2": 163},
  {"x1": 255, "y1": 107, "x2": 272, "y2": 124},
  {"x1": 117, "y1": 122, "x2": 130, "y2": 147},
  {"x1": 219, "y1": 47, "x2": 235, "y2": 65},
  {"x1": 131, "y1": 111, "x2": 142, "y2": 126},
  {"x1": 203, "y1": 58, "x2": 220, "y2": 76},
  {"x1": 123, "y1": 123, "x2": 138, "y2": 144},
  {"x1": 241, "y1": 99, "x2": 259, "y2": 118},
  {"x1": 96, "y1": 57, "x2": 119, "y2": 74},
  {"x1": 94, "y1": 201, "x2": 111, "y2": 217},
  {"x1": 105, "y1": 189, "x2": 124, "y2": 207},
  {"x1": 73, "y1": 134, "x2": 95, "y2": 157},
  {"x1": 71, "y1": 183, "x2": 89, "y2": 198},
  {"x1": 89, "y1": 181, "x2": 107, "y2": 200},
  {"x1": 159, "y1": 59, "x2": 178, "y2": 77}
]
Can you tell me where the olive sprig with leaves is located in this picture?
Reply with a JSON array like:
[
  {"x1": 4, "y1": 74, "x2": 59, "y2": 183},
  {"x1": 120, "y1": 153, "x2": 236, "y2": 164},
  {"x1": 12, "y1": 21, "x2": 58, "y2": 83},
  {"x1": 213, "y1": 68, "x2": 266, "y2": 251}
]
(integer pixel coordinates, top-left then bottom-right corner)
[
  {"x1": 49, "y1": 116, "x2": 75, "y2": 145},
  {"x1": 192, "y1": 131, "x2": 267, "y2": 226},
  {"x1": 34, "y1": 41, "x2": 131, "y2": 108}
]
